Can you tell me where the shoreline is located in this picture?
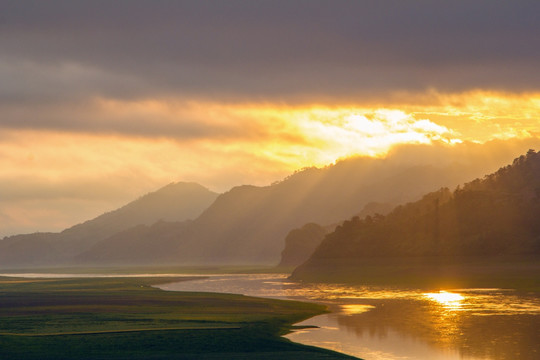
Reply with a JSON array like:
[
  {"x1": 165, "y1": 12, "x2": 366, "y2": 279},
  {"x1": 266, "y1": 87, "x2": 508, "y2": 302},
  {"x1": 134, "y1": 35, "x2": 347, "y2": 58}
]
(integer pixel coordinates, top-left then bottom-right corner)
[{"x1": 0, "y1": 274, "x2": 359, "y2": 360}]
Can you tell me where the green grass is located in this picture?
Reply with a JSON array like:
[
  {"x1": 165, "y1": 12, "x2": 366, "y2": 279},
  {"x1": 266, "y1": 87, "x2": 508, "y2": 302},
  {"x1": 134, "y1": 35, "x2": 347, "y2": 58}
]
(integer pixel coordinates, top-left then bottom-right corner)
[{"x1": 0, "y1": 276, "x2": 358, "y2": 359}]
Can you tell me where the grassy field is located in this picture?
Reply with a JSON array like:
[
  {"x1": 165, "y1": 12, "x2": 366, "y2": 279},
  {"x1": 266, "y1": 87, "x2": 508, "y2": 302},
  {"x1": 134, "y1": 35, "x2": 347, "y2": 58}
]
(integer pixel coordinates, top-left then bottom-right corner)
[{"x1": 0, "y1": 276, "x2": 358, "y2": 359}]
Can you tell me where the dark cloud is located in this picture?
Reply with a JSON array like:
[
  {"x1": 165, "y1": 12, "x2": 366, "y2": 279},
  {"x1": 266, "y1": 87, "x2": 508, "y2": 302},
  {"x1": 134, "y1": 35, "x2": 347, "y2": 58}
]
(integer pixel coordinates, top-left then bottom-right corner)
[
  {"x1": 1, "y1": 0, "x2": 539, "y2": 104},
  {"x1": 0, "y1": 99, "x2": 298, "y2": 142}
]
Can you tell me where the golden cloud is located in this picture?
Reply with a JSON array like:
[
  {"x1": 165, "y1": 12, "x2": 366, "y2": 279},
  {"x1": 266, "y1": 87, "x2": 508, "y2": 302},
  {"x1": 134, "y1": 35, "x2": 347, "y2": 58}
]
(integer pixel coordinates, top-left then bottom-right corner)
[{"x1": 1, "y1": 89, "x2": 539, "y2": 235}]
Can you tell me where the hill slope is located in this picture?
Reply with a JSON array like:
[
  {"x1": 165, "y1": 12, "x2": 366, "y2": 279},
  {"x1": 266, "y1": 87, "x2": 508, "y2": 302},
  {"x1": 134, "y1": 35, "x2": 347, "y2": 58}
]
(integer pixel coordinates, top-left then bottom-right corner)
[
  {"x1": 78, "y1": 157, "x2": 495, "y2": 266},
  {"x1": 291, "y1": 150, "x2": 540, "y2": 284},
  {"x1": 277, "y1": 202, "x2": 394, "y2": 268},
  {"x1": 0, "y1": 182, "x2": 218, "y2": 267}
]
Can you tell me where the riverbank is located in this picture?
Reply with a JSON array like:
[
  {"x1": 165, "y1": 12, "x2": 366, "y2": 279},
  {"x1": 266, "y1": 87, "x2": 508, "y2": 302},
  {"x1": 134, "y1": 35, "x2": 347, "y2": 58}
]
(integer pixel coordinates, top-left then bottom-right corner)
[
  {"x1": 0, "y1": 276, "x2": 358, "y2": 359},
  {"x1": 291, "y1": 255, "x2": 540, "y2": 292}
]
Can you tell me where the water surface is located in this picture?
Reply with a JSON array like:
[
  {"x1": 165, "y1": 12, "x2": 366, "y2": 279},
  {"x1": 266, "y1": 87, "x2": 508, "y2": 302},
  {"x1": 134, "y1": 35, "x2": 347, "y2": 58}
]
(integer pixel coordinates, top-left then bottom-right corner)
[{"x1": 159, "y1": 274, "x2": 540, "y2": 360}]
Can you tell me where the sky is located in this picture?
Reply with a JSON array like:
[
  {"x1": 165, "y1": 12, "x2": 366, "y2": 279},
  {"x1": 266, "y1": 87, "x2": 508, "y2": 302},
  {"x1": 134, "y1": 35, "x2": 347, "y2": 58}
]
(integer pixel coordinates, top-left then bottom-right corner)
[{"x1": 1, "y1": 1, "x2": 540, "y2": 237}]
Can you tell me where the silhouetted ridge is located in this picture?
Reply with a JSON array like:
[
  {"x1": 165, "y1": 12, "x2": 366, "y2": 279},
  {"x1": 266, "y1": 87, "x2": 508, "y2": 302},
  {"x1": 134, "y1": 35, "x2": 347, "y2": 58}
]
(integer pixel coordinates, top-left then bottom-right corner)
[
  {"x1": 72, "y1": 154, "x2": 511, "y2": 266},
  {"x1": 278, "y1": 202, "x2": 395, "y2": 268},
  {"x1": 278, "y1": 223, "x2": 328, "y2": 268},
  {"x1": 0, "y1": 182, "x2": 218, "y2": 267},
  {"x1": 292, "y1": 150, "x2": 540, "y2": 281},
  {"x1": 2, "y1": 146, "x2": 526, "y2": 268}
]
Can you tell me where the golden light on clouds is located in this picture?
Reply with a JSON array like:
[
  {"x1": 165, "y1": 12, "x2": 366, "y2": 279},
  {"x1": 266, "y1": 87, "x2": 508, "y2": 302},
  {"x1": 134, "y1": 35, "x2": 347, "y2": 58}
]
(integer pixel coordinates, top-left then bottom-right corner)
[
  {"x1": 398, "y1": 90, "x2": 540, "y2": 140},
  {"x1": 1, "y1": 90, "x2": 539, "y2": 235},
  {"x1": 291, "y1": 108, "x2": 458, "y2": 161},
  {"x1": 123, "y1": 105, "x2": 444, "y2": 168},
  {"x1": 3, "y1": 90, "x2": 540, "y2": 185},
  {"x1": 3, "y1": 90, "x2": 540, "y2": 181}
]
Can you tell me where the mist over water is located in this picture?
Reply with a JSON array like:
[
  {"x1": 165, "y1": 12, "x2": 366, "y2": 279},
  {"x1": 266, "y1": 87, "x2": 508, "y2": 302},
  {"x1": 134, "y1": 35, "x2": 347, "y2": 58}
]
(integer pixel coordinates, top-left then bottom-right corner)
[{"x1": 160, "y1": 274, "x2": 540, "y2": 360}]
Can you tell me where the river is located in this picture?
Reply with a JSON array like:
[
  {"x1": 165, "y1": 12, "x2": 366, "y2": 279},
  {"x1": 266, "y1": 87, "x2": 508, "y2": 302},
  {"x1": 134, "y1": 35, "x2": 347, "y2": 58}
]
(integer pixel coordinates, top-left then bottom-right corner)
[{"x1": 157, "y1": 273, "x2": 540, "y2": 360}]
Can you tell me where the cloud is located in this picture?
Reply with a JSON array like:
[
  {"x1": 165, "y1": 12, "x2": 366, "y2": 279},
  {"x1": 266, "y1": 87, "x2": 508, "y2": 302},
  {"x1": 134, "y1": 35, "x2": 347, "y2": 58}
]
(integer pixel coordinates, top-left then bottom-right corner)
[
  {"x1": 1, "y1": 92, "x2": 538, "y2": 185},
  {"x1": 0, "y1": 97, "x2": 309, "y2": 145},
  {"x1": 384, "y1": 137, "x2": 540, "y2": 171},
  {"x1": 1, "y1": 1, "x2": 539, "y2": 104},
  {"x1": 1, "y1": 1, "x2": 539, "y2": 237},
  {"x1": 6, "y1": 89, "x2": 537, "y2": 143}
]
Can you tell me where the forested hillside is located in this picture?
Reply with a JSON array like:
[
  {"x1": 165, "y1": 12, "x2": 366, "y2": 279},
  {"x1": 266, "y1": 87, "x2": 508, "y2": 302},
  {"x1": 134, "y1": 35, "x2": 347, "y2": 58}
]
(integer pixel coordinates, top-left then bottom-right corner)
[
  {"x1": 292, "y1": 150, "x2": 540, "y2": 282},
  {"x1": 78, "y1": 157, "x2": 484, "y2": 266},
  {"x1": 278, "y1": 202, "x2": 394, "y2": 268}
]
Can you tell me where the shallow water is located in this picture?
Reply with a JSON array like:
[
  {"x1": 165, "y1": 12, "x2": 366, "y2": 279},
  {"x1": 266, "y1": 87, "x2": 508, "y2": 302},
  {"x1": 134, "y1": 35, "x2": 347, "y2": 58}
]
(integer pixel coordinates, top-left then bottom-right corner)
[{"x1": 159, "y1": 274, "x2": 540, "y2": 360}]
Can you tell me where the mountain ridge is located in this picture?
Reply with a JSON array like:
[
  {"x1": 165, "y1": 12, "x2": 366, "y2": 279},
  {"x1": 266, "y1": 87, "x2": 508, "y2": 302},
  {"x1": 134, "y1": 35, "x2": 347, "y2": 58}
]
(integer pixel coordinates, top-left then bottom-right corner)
[
  {"x1": 0, "y1": 182, "x2": 218, "y2": 267},
  {"x1": 291, "y1": 150, "x2": 540, "y2": 284},
  {"x1": 2, "y1": 144, "x2": 534, "y2": 268},
  {"x1": 77, "y1": 158, "x2": 500, "y2": 266}
]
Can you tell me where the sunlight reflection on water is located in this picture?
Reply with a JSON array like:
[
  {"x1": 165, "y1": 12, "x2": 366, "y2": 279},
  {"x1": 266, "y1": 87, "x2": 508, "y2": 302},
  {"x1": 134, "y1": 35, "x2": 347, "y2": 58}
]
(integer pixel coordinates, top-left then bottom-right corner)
[
  {"x1": 341, "y1": 304, "x2": 376, "y2": 315},
  {"x1": 5, "y1": 272, "x2": 539, "y2": 360},
  {"x1": 159, "y1": 273, "x2": 540, "y2": 360},
  {"x1": 424, "y1": 291, "x2": 465, "y2": 311}
]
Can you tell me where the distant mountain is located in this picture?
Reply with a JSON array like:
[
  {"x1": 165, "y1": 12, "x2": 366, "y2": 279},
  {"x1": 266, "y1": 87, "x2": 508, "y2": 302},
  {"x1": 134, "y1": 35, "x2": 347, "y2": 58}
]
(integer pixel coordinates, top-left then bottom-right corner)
[
  {"x1": 77, "y1": 156, "x2": 497, "y2": 266},
  {"x1": 277, "y1": 202, "x2": 395, "y2": 268},
  {"x1": 0, "y1": 182, "x2": 218, "y2": 267},
  {"x1": 291, "y1": 150, "x2": 540, "y2": 284},
  {"x1": 277, "y1": 223, "x2": 328, "y2": 268}
]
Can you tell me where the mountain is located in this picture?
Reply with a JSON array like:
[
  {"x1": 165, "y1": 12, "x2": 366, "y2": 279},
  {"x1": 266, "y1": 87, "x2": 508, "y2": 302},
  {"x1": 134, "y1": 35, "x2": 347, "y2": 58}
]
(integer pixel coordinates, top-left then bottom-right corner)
[
  {"x1": 277, "y1": 223, "x2": 328, "y2": 268},
  {"x1": 77, "y1": 156, "x2": 498, "y2": 266},
  {"x1": 291, "y1": 150, "x2": 540, "y2": 285},
  {"x1": 277, "y1": 202, "x2": 395, "y2": 268},
  {"x1": 0, "y1": 182, "x2": 218, "y2": 267}
]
